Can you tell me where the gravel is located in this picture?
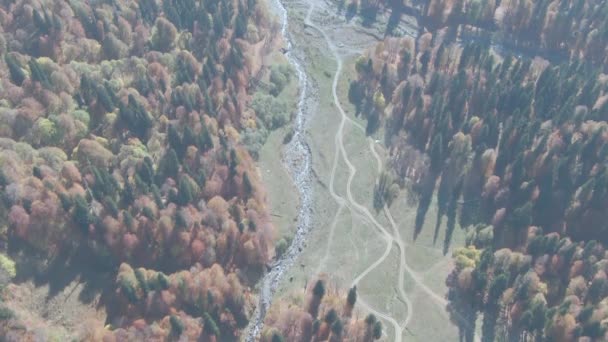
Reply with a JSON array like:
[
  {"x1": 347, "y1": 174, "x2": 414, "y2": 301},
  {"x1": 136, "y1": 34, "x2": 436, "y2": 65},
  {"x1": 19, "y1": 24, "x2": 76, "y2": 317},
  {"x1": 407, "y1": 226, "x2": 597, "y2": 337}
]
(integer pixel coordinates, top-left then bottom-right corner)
[{"x1": 244, "y1": 0, "x2": 317, "y2": 340}]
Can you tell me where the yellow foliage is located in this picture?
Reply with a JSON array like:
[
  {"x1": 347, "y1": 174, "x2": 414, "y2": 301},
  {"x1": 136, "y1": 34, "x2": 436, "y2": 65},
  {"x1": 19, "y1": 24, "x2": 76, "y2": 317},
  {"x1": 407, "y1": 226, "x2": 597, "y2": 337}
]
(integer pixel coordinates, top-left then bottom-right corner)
[
  {"x1": 373, "y1": 90, "x2": 386, "y2": 111},
  {"x1": 244, "y1": 118, "x2": 256, "y2": 129},
  {"x1": 453, "y1": 245, "x2": 481, "y2": 270},
  {"x1": 225, "y1": 125, "x2": 241, "y2": 142},
  {"x1": 355, "y1": 55, "x2": 368, "y2": 74},
  {"x1": 468, "y1": 116, "x2": 480, "y2": 127},
  {"x1": 36, "y1": 56, "x2": 57, "y2": 71},
  {"x1": 0, "y1": 253, "x2": 16, "y2": 278},
  {"x1": 93, "y1": 136, "x2": 110, "y2": 148}
]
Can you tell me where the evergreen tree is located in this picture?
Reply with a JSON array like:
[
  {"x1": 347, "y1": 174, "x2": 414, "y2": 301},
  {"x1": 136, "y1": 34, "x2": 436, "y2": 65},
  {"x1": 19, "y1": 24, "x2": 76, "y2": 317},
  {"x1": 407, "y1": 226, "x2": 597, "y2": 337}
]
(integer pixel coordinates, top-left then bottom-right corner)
[
  {"x1": 97, "y1": 85, "x2": 115, "y2": 113},
  {"x1": 139, "y1": 0, "x2": 159, "y2": 24},
  {"x1": 481, "y1": 273, "x2": 508, "y2": 341},
  {"x1": 198, "y1": 124, "x2": 214, "y2": 152},
  {"x1": 137, "y1": 161, "x2": 154, "y2": 186},
  {"x1": 414, "y1": 174, "x2": 437, "y2": 240},
  {"x1": 142, "y1": 206, "x2": 155, "y2": 219},
  {"x1": 271, "y1": 333, "x2": 284, "y2": 342},
  {"x1": 178, "y1": 177, "x2": 194, "y2": 206},
  {"x1": 5, "y1": 55, "x2": 25, "y2": 86},
  {"x1": 120, "y1": 280, "x2": 138, "y2": 303},
  {"x1": 28, "y1": 58, "x2": 51, "y2": 88},
  {"x1": 121, "y1": 181, "x2": 135, "y2": 206},
  {"x1": 123, "y1": 211, "x2": 134, "y2": 229},
  {"x1": 151, "y1": 184, "x2": 164, "y2": 209},
  {"x1": 117, "y1": 95, "x2": 153, "y2": 140},
  {"x1": 420, "y1": 50, "x2": 431, "y2": 76},
  {"x1": 443, "y1": 180, "x2": 463, "y2": 255},
  {"x1": 183, "y1": 126, "x2": 196, "y2": 148},
  {"x1": 429, "y1": 134, "x2": 444, "y2": 173},
  {"x1": 204, "y1": 312, "x2": 220, "y2": 336},
  {"x1": 324, "y1": 309, "x2": 338, "y2": 324},
  {"x1": 175, "y1": 210, "x2": 187, "y2": 229},
  {"x1": 104, "y1": 196, "x2": 119, "y2": 218},
  {"x1": 347, "y1": 286, "x2": 357, "y2": 307},
  {"x1": 170, "y1": 315, "x2": 184, "y2": 336},
  {"x1": 372, "y1": 321, "x2": 382, "y2": 339},
  {"x1": 73, "y1": 195, "x2": 90, "y2": 234},
  {"x1": 59, "y1": 192, "x2": 73, "y2": 211},
  {"x1": 229, "y1": 149, "x2": 238, "y2": 177},
  {"x1": 158, "y1": 149, "x2": 180, "y2": 181},
  {"x1": 234, "y1": 5, "x2": 247, "y2": 38},
  {"x1": 167, "y1": 125, "x2": 183, "y2": 158},
  {"x1": 157, "y1": 272, "x2": 170, "y2": 290},
  {"x1": 243, "y1": 172, "x2": 253, "y2": 197},
  {"x1": 134, "y1": 268, "x2": 149, "y2": 295},
  {"x1": 331, "y1": 319, "x2": 343, "y2": 337},
  {"x1": 313, "y1": 280, "x2": 325, "y2": 298}
]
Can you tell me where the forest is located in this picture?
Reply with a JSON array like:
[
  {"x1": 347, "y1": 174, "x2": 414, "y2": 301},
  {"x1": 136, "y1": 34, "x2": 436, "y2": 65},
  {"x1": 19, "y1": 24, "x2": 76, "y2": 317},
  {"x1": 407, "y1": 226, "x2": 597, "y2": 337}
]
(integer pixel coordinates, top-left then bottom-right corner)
[
  {"x1": 348, "y1": 11, "x2": 608, "y2": 342},
  {"x1": 0, "y1": 0, "x2": 287, "y2": 339},
  {"x1": 346, "y1": 0, "x2": 608, "y2": 70},
  {"x1": 422, "y1": 0, "x2": 608, "y2": 69}
]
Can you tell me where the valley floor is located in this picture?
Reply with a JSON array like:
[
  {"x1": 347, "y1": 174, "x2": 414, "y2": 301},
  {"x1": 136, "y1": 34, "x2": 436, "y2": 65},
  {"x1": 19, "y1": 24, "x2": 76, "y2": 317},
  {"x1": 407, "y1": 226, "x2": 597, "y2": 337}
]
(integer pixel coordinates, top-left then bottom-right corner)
[{"x1": 259, "y1": 0, "x2": 470, "y2": 340}]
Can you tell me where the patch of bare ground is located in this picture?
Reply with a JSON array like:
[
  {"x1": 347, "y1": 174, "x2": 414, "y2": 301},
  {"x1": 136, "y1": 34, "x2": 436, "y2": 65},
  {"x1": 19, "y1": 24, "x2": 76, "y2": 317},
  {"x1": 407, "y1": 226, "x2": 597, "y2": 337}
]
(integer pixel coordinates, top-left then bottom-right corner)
[{"x1": 2, "y1": 242, "x2": 114, "y2": 339}]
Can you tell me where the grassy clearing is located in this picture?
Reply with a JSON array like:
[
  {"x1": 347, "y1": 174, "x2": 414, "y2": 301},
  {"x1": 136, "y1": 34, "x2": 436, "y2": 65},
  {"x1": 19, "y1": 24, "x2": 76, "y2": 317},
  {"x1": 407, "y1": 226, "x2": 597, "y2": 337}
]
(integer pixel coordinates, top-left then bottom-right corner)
[
  {"x1": 266, "y1": 3, "x2": 467, "y2": 341},
  {"x1": 335, "y1": 52, "x2": 465, "y2": 340},
  {"x1": 336, "y1": 53, "x2": 466, "y2": 342},
  {"x1": 257, "y1": 126, "x2": 299, "y2": 240},
  {"x1": 407, "y1": 291, "x2": 456, "y2": 341},
  {"x1": 255, "y1": 50, "x2": 301, "y2": 240}
]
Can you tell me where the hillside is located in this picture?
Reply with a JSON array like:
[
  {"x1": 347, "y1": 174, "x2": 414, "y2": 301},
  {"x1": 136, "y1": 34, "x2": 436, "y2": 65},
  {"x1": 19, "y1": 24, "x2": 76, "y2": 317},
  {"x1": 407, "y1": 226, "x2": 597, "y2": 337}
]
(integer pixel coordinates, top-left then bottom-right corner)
[
  {"x1": 348, "y1": 20, "x2": 608, "y2": 341},
  {"x1": 0, "y1": 0, "x2": 286, "y2": 339}
]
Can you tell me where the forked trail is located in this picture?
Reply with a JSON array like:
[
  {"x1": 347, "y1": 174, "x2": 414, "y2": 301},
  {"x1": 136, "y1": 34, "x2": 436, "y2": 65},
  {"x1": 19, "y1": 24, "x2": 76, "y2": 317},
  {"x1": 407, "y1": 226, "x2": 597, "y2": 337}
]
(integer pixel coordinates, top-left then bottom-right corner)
[
  {"x1": 305, "y1": 2, "x2": 479, "y2": 341},
  {"x1": 304, "y1": 3, "x2": 409, "y2": 339}
]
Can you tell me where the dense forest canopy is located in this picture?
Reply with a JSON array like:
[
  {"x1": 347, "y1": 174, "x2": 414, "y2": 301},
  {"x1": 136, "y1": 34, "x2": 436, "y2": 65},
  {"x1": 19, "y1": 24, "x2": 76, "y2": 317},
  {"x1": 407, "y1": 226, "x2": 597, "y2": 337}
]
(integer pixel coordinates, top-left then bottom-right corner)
[
  {"x1": 1, "y1": 0, "x2": 607, "y2": 340},
  {"x1": 0, "y1": 0, "x2": 287, "y2": 339},
  {"x1": 349, "y1": 15, "x2": 608, "y2": 341},
  {"x1": 343, "y1": 0, "x2": 608, "y2": 70}
]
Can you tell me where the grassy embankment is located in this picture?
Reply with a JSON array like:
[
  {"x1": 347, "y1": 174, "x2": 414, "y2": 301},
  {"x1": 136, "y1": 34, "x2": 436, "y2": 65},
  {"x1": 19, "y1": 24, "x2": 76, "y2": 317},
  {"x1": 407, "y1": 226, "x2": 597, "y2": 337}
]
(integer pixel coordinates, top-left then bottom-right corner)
[{"x1": 261, "y1": 2, "x2": 469, "y2": 341}]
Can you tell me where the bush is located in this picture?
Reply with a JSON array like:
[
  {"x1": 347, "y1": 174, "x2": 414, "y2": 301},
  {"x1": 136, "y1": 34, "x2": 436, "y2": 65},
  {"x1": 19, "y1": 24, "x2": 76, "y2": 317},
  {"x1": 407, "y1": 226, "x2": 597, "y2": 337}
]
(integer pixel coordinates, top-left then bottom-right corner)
[
  {"x1": 282, "y1": 129, "x2": 294, "y2": 144},
  {"x1": 0, "y1": 254, "x2": 16, "y2": 279},
  {"x1": 241, "y1": 126, "x2": 268, "y2": 159},
  {"x1": 251, "y1": 93, "x2": 289, "y2": 129},
  {"x1": 269, "y1": 64, "x2": 292, "y2": 96},
  {"x1": 0, "y1": 306, "x2": 15, "y2": 320},
  {"x1": 32, "y1": 118, "x2": 58, "y2": 146},
  {"x1": 70, "y1": 110, "x2": 91, "y2": 127},
  {"x1": 275, "y1": 238, "x2": 289, "y2": 258}
]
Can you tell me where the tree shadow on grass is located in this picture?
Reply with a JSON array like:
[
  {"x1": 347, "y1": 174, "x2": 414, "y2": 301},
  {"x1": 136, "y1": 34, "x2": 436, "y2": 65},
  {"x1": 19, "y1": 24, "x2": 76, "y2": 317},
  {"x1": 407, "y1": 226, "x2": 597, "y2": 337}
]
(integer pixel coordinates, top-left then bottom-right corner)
[
  {"x1": 386, "y1": 6, "x2": 403, "y2": 37},
  {"x1": 345, "y1": 3, "x2": 357, "y2": 22},
  {"x1": 10, "y1": 239, "x2": 115, "y2": 307}
]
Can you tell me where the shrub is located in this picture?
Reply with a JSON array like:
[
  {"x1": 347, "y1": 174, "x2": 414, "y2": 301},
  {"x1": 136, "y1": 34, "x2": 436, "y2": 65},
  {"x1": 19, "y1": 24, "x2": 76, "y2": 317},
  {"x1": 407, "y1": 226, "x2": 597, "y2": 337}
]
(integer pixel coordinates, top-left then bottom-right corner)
[
  {"x1": 251, "y1": 93, "x2": 289, "y2": 129},
  {"x1": 275, "y1": 238, "x2": 288, "y2": 258},
  {"x1": 0, "y1": 254, "x2": 16, "y2": 279},
  {"x1": 269, "y1": 64, "x2": 292, "y2": 96},
  {"x1": 0, "y1": 306, "x2": 15, "y2": 320}
]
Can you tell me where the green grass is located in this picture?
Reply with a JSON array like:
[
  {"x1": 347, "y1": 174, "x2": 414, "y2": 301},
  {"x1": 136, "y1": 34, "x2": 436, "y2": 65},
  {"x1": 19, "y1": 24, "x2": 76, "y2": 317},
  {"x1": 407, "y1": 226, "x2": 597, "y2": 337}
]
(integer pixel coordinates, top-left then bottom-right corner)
[
  {"x1": 264, "y1": 5, "x2": 466, "y2": 341},
  {"x1": 257, "y1": 125, "x2": 299, "y2": 240},
  {"x1": 256, "y1": 51, "x2": 301, "y2": 241}
]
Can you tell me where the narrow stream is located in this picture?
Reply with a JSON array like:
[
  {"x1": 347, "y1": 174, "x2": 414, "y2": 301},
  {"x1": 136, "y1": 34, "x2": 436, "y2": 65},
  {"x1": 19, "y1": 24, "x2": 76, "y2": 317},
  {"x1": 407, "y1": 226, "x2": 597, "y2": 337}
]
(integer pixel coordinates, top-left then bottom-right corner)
[{"x1": 245, "y1": 0, "x2": 314, "y2": 339}]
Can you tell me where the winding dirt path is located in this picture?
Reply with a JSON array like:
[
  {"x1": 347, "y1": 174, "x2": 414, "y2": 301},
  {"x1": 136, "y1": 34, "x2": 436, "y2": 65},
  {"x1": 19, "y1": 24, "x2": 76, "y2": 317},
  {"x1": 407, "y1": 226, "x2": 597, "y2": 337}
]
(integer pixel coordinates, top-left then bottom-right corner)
[
  {"x1": 304, "y1": 3, "x2": 480, "y2": 341},
  {"x1": 247, "y1": 0, "x2": 477, "y2": 340},
  {"x1": 303, "y1": 4, "x2": 410, "y2": 340}
]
